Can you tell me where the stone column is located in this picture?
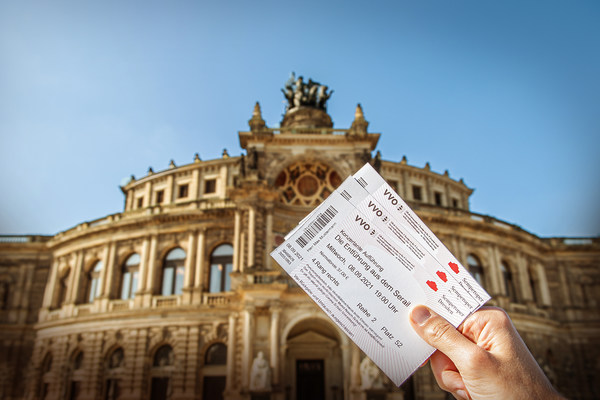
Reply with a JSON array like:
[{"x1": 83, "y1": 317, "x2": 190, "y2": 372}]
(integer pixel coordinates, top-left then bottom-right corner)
[
  {"x1": 125, "y1": 191, "x2": 133, "y2": 211},
  {"x1": 444, "y1": 183, "x2": 452, "y2": 208},
  {"x1": 241, "y1": 306, "x2": 255, "y2": 389},
  {"x1": 233, "y1": 210, "x2": 242, "y2": 272},
  {"x1": 240, "y1": 233, "x2": 246, "y2": 273},
  {"x1": 425, "y1": 176, "x2": 432, "y2": 203},
  {"x1": 67, "y1": 251, "x2": 84, "y2": 304},
  {"x1": 341, "y1": 342, "x2": 351, "y2": 400},
  {"x1": 516, "y1": 253, "x2": 532, "y2": 302},
  {"x1": 191, "y1": 169, "x2": 200, "y2": 201},
  {"x1": 456, "y1": 236, "x2": 467, "y2": 266},
  {"x1": 536, "y1": 263, "x2": 552, "y2": 307},
  {"x1": 226, "y1": 313, "x2": 237, "y2": 391},
  {"x1": 137, "y1": 237, "x2": 150, "y2": 294},
  {"x1": 557, "y1": 263, "x2": 571, "y2": 307},
  {"x1": 265, "y1": 206, "x2": 273, "y2": 270},
  {"x1": 145, "y1": 235, "x2": 159, "y2": 303},
  {"x1": 401, "y1": 169, "x2": 409, "y2": 199},
  {"x1": 219, "y1": 165, "x2": 228, "y2": 197},
  {"x1": 194, "y1": 230, "x2": 206, "y2": 297},
  {"x1": 247, "y1": 206, "x2": 256, "y2": 270},
  {"x1": 350, "y1": 343, "x2": 361, "y2": 390},
  {"x1": 18, "y1": 263, "x2": 35, "y2": 312},
  {"x1": 98, "y1": 244, "x2": 111, "y2": 297},
  {"x1": 183, "y1": 232, "x2": 197, "y2": 304},
  {"x1": 144, "y1": 181, "x2": 152, "y2": 208},
  {"x1": 184, "y1": 232, "x2": 197, "y2": 287},
  {"x1": 130, "y1": 328, "x2": 148, "y2": 398},
  {"x1": 43, "y1": 260, "x2": 60, "y2": 308},
  {"x1": 167, "y1": 175, "x2": 175, "y2": 204},
  {"x1": 270, "y1": 307, "x2": 280, "y2": 385},
  {"x1": 487, "y1": 245, "x2": 503, "y2": 296},
  {"x1": 102, "y1": 242, "x2": 117, "y2": 298}
]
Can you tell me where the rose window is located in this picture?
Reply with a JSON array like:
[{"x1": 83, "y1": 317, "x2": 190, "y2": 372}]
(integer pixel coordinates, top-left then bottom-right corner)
[{"x1": 274, "y1": 162, "x2": 342, "y2": 206}]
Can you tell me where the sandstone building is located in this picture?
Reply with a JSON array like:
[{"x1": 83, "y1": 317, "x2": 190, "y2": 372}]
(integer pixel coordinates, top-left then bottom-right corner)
[{"x1": 0, "y1": 78, "x2": 599, "y2": 400}]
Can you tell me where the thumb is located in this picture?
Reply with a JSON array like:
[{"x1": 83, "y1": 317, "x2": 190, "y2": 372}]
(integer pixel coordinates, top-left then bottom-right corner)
[{"x1": 410, "y1": 305, "x2": 478, "y2": 367}]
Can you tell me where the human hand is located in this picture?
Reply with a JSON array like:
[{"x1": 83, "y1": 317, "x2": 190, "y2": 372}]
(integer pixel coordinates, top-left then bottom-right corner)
[{"x1": 409, "y1": 305, "x2": 564, "y2": 400}]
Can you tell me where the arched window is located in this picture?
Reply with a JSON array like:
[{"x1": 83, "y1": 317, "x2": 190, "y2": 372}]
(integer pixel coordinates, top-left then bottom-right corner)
[
  {"x1": 209, "y1": 244, "x2": 233, "y2": 293},
  {"x1": 205, "y1": 343, "x2": 227, "y2": 365},
  {"x1": 120, "y1": 254, "x2": 140, "y2": 300},
  {"x1": 151, "y1": 345, "x2": 174, "y2": 400},
  {"x1": 501, "y1": 261, "x2": 517, "y2": 302},
  {"x1": 87, "y1": 261, "x2": 103, "y2": 303},
  {"x1": 104, "y1": 348, "x2": 124, "y2": 400},
  {"x1": 161, "y1": 248, "x2": 186, "y2": 296},
  {"x1": 38, "y1": 353, "x2": 52, "y2": 399},
  {"x1": 467, "y1": 254, "x2": 485, "y2": 288},
  {"x1": 153, "y1": 345, "x2": 174, "y2": 367}
]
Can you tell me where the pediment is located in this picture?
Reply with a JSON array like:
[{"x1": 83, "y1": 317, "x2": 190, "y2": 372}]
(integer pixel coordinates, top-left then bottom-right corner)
[{"x1": 287, "y1": 330, "x2": 337, "y2": 346}]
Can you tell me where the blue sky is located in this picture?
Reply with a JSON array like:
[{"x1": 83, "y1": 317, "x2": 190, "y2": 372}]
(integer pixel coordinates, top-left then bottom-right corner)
[{"x1": 1, "y1": 0, "x2": 599, "y2": 237}]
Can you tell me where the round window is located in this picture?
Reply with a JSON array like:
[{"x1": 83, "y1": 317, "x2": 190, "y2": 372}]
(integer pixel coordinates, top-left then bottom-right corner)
[{"x1": 274, "y1": 162, "x2": 342, "y2": 206}]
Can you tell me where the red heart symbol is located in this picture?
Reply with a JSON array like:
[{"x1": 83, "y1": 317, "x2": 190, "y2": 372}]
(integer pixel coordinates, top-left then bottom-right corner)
[
  {"x1": 436, "y1": 271, "x2": 447, "y2": 282},
  {"x1": 449, "y1": 262, "x2": 459, "y2": 274},
  {"x1": 426, "y1": 280, "x2": 438, "y2": 292}
]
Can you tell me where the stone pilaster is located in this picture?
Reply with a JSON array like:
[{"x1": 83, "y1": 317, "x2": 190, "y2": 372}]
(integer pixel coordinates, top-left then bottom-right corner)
[
  {"x1": 241, "y1": 306, "x2": 255, "y2": 390},
  {"x1": 270, "y1": 307, "x2": 280, "y2": 385},
  {"x1": 43, "y1": 260, "x2": 60, "y2": 308},
  {"x1": 226, "y1": 313, "x2": 237, "y2": 391},
  {"x1": 265, "y1": 206, "x2": 274, "y2": 270},
  {"x1": 193, "y1": 229, "x2": 206, "y2": 302},
  {"x1": 183, "y1": 232, "x2": 197, "y2": 304},
  {"x1": 247, "y1": 206, "x2": 256, "y2": 270},
  {"x1": 102, "y1": 242, "x2": 117, "y2": 299},
  {"x1": 135, "y1": 237, "x2": 151, "y2": 306},
  {"x1": 143, "y1": 235, "x2": 158, "y2": 306},
  {"x1": 233, "y1": 210, "x2": 242, "y2": 272},
  {"x1": 67, "y1": 251, "x2": 83, "y2": 304}
]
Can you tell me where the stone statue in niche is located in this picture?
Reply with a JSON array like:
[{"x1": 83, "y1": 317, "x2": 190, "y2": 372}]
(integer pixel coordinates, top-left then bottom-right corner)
[
  {"x1": 249, "y1": 351, "x2": 272, "y2": 391},
  {"x1": 109, "y1": 349, "x2": 124, "y2": 369},
  {"x1": 360, "y1": 357, "x2": 385, "y2": 390}
]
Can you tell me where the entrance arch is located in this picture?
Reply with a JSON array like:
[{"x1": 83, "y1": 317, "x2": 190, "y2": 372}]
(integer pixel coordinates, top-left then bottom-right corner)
[{"x1": 283, "y1": 317, "x2": 345, "y2": 400}]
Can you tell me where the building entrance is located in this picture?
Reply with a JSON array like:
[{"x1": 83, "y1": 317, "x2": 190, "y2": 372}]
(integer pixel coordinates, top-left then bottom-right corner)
[
  {"x1": 296, "y1": 359, "x2": 325, "y2": 400},
  {"x1": 202, "y1": 376, "x2": 226, "y2": 400}
]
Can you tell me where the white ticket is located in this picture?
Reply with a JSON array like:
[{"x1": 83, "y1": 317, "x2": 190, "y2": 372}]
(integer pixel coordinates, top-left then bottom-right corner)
[
  {"x1": 353, "y1": 164, "x2": 489, "y2": 305},
  {"x1": 270, "y1": 164, "x2": 490, "y2": 387}
]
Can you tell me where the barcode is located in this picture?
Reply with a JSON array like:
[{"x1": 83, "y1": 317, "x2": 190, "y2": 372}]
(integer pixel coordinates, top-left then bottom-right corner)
[
  {"x1": 295, "y1": 206, "x2": 339, "y2": 248},
  {"x1": 341, "y1": 190, "x2": 352, "y2": 201},
  {"x1": 356, "y1": 177, "x2": 368, "y2": 188}
]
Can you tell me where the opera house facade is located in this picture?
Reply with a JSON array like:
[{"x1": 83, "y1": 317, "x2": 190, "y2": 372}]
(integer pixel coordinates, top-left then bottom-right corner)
[{"x1": 0, "y1": 79, "x2": 598, "y2": 400}]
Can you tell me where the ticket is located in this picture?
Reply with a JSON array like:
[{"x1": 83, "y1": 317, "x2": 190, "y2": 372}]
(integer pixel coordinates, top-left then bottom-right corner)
[
  {"x1": 270, "y1": 164, "x2": 490, "y2": 386},
  {"x1": 351, "y1": 193, "x2": 476, "y2": 326},
  {"x1": 353, "y1": 164, "x2": 489, "y2": 305}
]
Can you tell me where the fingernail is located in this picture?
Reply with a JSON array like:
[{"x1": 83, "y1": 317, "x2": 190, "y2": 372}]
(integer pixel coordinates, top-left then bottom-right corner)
[
  {"x1": 411, "y1": 306, "x2": 431, "y2": 326},
  {"x1": 456, "y1": 389, "x2": 469, "y2": 399}
]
